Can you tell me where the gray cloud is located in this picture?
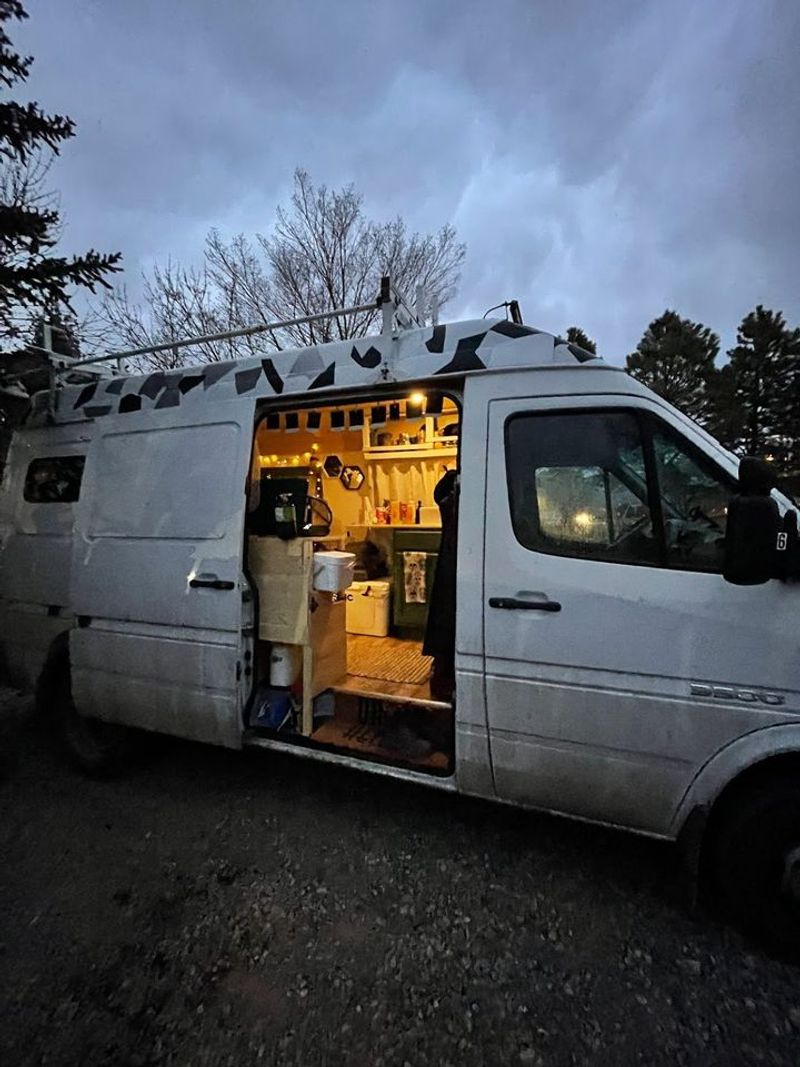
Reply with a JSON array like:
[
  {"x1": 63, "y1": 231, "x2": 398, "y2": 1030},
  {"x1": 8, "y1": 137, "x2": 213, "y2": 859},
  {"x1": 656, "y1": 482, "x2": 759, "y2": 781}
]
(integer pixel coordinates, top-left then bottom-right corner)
[{"x1": 14, "y1": 0, "x2": 800, "y2": 360}]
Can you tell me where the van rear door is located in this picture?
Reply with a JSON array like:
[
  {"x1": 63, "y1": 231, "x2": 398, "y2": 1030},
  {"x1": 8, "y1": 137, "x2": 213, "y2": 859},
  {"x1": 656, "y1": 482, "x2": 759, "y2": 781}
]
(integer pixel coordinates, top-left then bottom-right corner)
[{"x1": 69, "y1": 399, "x2": 255, "y2": 748}]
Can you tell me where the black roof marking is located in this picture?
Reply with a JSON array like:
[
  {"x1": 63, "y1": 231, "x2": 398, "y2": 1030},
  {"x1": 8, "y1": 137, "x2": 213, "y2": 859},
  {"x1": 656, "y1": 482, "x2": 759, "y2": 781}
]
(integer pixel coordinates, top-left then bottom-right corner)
[
  {"x1": 203, "y1": 361, "x2": 236, "y2": 389},
  {"x1": 73, "y1": 383, "x2": 97, "y2": 409},
  {"x1": 139, "y1": 372, "x2": 165, "y2": 400},
  {"x1": 435, "y1": 332, "x2": 488, "y2": 375},
  {"x1": 155, "y1": 389, "x2": 181, "y2": 409},
  {"x1": 261, "y1": 359, "x2": 285, "y2": 394},
  {"x1": 350, "y1": 344, "x2": 381, "y2": 369},
  {"x1": 309, "y1": 362, "x2": 336, "y2": 390},
  {"x1": 425, "y1": 325, "x2": 446, "y2": 353},
  {"x1": 119, "y1": 394, "x2": 142, "y2": 414},
  {"x1": 566, "y1": 343, "x2": 597, "y2": 364},
  {"x1": 104, "y1": 378, "x2": 125, "y2": 395},
  {"x1": 235, "y1": 367, "x2": 262, "y2": 394},
  {"x1": 178, "y1": 374, "x2": 204, "y2": 394},
  {"x1": 490, "y1": 321, "x2": 535, "y2": 339}
]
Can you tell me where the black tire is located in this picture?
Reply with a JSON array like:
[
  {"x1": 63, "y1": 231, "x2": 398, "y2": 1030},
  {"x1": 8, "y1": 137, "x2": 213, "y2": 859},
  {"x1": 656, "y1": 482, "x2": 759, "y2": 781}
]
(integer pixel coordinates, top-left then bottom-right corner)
[
  {"x1": 711, "y1": 776, "x2": 800, "y2": 957},
  {"x1": 50, "y1": 654, "x2": 134, "y2": 776}
]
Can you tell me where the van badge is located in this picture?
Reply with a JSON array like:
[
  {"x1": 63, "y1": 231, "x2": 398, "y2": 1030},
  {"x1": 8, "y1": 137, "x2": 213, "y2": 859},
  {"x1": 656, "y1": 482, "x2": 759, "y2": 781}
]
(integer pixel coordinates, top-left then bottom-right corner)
[{"x1": 690, "y1": 683, "x2": 785, "y2": 706}]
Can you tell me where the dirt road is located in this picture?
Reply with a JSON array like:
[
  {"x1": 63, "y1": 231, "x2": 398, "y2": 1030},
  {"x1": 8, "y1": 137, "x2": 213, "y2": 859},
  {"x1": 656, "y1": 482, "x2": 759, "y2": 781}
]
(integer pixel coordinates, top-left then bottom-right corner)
[{"x1": 1, "y1": 690, "x2": 799, "y2": 1066}]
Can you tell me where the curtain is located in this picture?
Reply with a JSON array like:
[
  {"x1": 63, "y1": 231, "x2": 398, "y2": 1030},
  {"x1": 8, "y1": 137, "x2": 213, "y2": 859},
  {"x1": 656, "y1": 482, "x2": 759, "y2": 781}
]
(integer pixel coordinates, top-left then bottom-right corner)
[{"x1": 370, "y1": 458, "x2": 451, "y2": 508}]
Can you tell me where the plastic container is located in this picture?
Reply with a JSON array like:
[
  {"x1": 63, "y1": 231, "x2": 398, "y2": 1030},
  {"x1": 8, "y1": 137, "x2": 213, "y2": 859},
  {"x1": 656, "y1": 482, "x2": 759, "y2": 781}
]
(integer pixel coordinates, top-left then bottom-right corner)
[
  {"x1": 313, "y1": 550, "x2": 355, "y2": 593},
  {"x1": 346, "y1": 580, "x2": 392, "y2": 637},
  {"x1": 269, "y1": 643, "x2": 302, "y2": 687},
  {"x1": 418, "y1": 505, "x2": 440, "y2": 526}
]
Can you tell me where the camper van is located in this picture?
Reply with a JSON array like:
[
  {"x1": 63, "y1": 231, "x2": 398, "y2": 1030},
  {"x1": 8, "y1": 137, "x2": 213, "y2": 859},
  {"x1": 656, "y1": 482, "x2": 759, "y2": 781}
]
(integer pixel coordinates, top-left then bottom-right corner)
[{"x1": 2, "y1": 287, "x2": 800, "y2": 953}]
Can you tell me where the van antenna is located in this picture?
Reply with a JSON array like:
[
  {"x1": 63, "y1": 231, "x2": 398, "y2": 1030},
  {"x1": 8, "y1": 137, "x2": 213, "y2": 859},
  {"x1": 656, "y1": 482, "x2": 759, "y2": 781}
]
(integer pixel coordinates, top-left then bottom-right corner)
[{"x1": 482, "y1": 300, "x2": 524, "y2": 324}]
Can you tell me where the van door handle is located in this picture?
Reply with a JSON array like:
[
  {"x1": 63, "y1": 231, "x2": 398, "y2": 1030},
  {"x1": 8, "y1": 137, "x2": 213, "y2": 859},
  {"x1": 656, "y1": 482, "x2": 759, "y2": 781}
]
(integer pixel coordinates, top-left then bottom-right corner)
[
  {"x1": 488, "y1": 596, "x2": 562, "y2": 612},
  {"x1": 190, "y1": 577, "x2": 236, "y2": 590}
]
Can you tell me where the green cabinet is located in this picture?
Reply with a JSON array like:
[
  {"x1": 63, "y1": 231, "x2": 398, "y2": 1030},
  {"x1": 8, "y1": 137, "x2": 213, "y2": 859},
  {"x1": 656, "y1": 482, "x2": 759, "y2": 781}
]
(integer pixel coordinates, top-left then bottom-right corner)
[{"x1": 392, "y1": 529, "x2": 441, "y2": 635}]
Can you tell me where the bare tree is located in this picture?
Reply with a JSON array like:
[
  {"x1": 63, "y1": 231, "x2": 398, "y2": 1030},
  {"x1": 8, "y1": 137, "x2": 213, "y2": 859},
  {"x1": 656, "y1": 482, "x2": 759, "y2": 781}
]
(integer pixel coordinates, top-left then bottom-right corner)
[
  {"x1": 96, "y1": 169, "x2": 466, "y2": 368},
  {"x1": 98, "y1": 262, "x2": 240, "y2": 370}
]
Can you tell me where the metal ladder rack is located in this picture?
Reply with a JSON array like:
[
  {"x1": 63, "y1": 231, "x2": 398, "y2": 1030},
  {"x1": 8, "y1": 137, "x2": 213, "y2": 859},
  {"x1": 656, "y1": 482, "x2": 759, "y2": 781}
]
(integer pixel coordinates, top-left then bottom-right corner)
[{"x1": 0, "y1": 276, "x2": 438, "y2": 411}]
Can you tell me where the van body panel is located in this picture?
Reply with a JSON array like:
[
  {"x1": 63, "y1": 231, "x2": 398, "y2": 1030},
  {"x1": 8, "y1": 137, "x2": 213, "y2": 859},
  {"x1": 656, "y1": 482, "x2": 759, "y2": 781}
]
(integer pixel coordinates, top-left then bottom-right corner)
[
  {"x1": 669, "y1": 724, "x2": 800, "y2": 835},
  {"x1": 474, "y1": 380, "x2": 800, "y2": 835},
  {"x1": 68, "y1": 400, "x2": 255, "y2": 747},
  {"x1": 453, "y1": 658, "x2": 494, "y2": 797},
  {"x1": 0, "y1": 424, "x2": 91, "y2": 687},
  {"x1": 71, "y1": 623, "x2": 241, "y2": 746}
]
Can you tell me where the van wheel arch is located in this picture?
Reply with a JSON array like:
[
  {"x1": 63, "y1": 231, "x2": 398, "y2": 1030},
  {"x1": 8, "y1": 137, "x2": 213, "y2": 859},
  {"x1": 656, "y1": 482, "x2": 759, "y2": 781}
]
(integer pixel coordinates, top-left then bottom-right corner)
[
  {"x1": 36, "y1": 631, "x2": 135, "y2": 776},
  {"x1": 35, "y1": 631, "x2": 72, "y2": 717},
  {"x1": 703, "y1": 752, "x2": 800, "y2": 832},
  {"x1": 698, "y1": 753, "x2": 800, "y2": 956}
]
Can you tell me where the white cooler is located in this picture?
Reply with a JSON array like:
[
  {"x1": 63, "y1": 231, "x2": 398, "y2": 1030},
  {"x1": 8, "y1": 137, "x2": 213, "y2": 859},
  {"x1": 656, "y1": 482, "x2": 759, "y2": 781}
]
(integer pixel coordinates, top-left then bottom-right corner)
[
  {"x1": 313, "y1": 550, "x2": 355, "y2": 593},
  {"x1": 346, "y1": 580, "x2": 391, "y2": 637}
]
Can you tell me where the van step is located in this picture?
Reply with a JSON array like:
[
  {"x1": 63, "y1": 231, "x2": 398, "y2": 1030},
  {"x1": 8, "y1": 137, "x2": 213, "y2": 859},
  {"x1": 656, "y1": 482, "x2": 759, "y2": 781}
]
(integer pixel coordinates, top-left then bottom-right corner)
[{"x1": 331, "y1": 678, "x2": 451, "y2": 712}]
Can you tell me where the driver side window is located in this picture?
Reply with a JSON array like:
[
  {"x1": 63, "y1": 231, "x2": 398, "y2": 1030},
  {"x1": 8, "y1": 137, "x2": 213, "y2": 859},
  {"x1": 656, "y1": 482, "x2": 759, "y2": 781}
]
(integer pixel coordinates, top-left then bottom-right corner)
[
  {"x1": 506, "y1": 409, "x2": 734, "y2": 573},
  {"x1": 651, "y1": 425, "x2": 731, "y2": 573},
  {"x1": 506, "y1": 410, "x2": 660, "y2": 565}
]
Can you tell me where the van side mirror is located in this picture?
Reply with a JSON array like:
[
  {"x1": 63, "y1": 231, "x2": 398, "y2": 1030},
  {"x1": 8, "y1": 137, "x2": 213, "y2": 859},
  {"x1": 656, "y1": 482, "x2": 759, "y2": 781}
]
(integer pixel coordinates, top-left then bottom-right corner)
[{"x1": 723, "y1": 457, "x2": 780, "y2": 585}]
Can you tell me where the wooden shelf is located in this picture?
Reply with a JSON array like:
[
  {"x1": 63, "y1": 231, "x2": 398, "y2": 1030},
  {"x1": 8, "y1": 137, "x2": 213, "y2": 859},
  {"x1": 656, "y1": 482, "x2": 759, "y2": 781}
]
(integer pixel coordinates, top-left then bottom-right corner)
[{"x1": 364, "y1": 445, "x2": 457, "y2": 461}]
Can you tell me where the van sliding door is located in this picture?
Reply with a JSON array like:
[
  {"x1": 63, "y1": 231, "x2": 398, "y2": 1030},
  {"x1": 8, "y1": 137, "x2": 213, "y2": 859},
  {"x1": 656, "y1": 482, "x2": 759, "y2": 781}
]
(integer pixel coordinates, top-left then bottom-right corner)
[{"x1": 69, "y1": 399, "x2": 255, "y2": 748}]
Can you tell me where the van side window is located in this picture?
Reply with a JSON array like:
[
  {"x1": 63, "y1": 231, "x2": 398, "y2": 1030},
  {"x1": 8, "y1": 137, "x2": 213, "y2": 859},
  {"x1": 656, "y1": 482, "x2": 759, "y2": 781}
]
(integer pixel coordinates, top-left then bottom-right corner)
[
  {"x1": 23, "y1": 456, "x2": 86, "y2": 503},
  {"x1": 506, "y1": 410, "x2": 735, "y2": 573},
  {"x1": 651, "y1": 424, "x2": 731, "y2": 573},
  {"x1": 506, "y1": 411, "x2": 660, "y2": 565}
]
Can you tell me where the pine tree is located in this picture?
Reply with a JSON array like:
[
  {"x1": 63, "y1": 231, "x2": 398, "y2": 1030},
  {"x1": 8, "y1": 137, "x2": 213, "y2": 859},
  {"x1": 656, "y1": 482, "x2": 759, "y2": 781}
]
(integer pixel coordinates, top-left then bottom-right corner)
[
  {"x1": 725, "y1": 305, "x2": 800, "y2": 470},
  {"x1": 0, "y1": 1, "x2": 121, "y2": 344},
  {"x1": 626, "y1": 310, "x2": 719, "y2": 422},
  {"x1": 705, "y1": 363, "x2": 742, "y2": 451},
  {"x1": 565, "y1": 326, "x2": 596, "y2": 354}
]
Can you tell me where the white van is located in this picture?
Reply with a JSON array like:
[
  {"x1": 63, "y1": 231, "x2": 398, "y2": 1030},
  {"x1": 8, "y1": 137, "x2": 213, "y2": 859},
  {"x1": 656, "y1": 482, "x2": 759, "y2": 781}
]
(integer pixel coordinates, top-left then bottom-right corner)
[{"x1": 2, "y1": 295, "x2": 799, "y2": 953}]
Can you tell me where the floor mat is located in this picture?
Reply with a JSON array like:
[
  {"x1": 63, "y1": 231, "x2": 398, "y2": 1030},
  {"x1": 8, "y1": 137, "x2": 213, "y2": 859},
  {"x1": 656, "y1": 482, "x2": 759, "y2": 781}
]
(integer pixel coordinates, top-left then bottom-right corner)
[{"x1": 346, "y1": 634, "x2": 433, "y2": 685}]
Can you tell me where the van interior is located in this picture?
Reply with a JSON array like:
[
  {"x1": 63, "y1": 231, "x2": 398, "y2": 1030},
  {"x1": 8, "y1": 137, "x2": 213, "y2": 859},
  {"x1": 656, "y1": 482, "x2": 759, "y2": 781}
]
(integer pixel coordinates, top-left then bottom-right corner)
[{"x1": 243, "y1": 391, "x2": 459, "y2": 775}]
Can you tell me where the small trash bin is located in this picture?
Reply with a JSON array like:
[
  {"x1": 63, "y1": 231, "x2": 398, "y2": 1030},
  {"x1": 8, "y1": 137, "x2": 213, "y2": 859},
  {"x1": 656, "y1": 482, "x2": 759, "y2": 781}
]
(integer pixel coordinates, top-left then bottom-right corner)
[{"x1": 313, "y1": 550, "x2": 356, "y2": 593}]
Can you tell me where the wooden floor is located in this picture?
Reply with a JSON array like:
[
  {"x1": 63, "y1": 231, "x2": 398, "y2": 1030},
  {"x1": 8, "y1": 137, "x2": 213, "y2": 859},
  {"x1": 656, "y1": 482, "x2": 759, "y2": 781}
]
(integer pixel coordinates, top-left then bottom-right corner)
[
  {"x1": 342, "y1": 633, "x2": 438, "y2": 703},
  {"x1": 335, "y1": 671, "x2": 436, "y2": 704}
]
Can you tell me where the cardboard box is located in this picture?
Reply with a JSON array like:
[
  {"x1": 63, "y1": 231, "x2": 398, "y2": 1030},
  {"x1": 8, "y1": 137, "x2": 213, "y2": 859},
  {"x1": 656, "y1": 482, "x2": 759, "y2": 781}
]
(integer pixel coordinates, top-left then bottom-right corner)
[{"x1": 310, "y1": 595, "x2": 347, "y2": 695}]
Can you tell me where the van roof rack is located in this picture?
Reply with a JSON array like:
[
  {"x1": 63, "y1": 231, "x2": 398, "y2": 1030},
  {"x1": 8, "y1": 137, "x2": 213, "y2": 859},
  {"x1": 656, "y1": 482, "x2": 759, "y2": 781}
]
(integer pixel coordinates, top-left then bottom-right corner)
[
  {"x1": 0, "y1": 275, "x2": 434, "y2": 416},
  {"x1": 62, "y1": 275, "x2": 430, "y2": 377}
]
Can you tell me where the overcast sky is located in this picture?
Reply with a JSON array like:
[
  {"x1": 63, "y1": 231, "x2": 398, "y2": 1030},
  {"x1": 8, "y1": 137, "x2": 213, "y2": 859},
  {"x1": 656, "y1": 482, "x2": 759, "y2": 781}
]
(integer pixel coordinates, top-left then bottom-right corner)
[{"x1": 14, "y1": 0, "x2": 800, "y2": 362}]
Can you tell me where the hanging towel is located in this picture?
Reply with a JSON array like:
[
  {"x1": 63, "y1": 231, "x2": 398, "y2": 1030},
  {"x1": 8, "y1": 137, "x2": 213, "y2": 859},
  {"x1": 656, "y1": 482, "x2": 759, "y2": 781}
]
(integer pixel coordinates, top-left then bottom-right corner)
[{"x1": 403, "y1": 551, "x2": 428, "y2": 603}]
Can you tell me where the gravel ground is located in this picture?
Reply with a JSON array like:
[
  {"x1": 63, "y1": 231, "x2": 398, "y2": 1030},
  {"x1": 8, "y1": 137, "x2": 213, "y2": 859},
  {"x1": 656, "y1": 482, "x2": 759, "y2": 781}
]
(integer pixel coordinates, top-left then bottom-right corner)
[{"x1": 2, "y1": 687, "x2": 800, "y2": 1067}]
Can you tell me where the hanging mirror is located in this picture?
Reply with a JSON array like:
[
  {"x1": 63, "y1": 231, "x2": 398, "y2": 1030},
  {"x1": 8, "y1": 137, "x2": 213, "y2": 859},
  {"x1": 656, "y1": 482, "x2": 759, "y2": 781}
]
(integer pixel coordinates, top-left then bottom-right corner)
[{"x1": 340, "y1": 465, "x2": 365, "y2": 491}]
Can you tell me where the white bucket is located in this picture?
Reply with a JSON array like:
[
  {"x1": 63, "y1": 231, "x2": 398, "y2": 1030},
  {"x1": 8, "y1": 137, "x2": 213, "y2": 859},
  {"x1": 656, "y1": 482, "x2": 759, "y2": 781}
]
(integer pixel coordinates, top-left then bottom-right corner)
[
  {"x1": 313, "y1": 550, "x2": 355, "y2": 593},
  {"x1": 269, "y1": 643, "x2": 302, "y2": 687}
]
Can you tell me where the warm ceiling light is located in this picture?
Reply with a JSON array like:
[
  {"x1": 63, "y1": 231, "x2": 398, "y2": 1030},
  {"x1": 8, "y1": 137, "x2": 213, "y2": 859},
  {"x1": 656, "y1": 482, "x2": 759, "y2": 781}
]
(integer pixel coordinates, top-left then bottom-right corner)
[{"x1": 409, "y1": 392, "x2": 426, "y2": 406}]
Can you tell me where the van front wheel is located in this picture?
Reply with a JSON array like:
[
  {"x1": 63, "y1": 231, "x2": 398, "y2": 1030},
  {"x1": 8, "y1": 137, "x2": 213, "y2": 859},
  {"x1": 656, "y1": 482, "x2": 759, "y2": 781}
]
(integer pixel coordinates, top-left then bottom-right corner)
[
  {"x1": 53, "y1": 659, "x2": 133, "y2": 776},
  {"x1": 712, "y1": 777, "x2": 800, "y2": 957}
]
